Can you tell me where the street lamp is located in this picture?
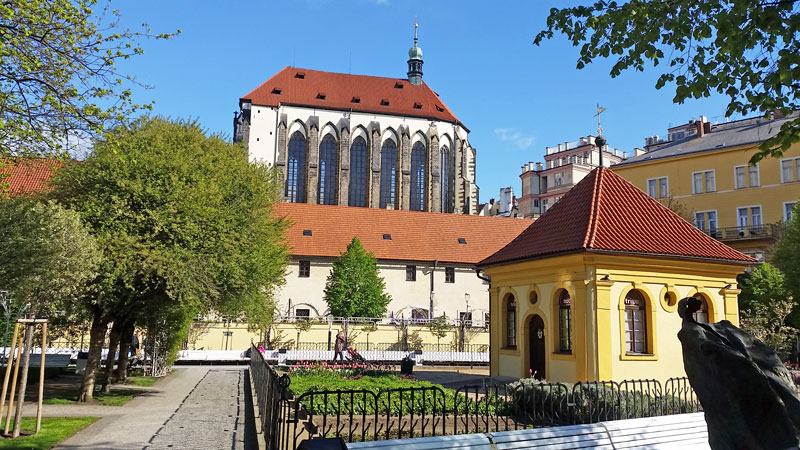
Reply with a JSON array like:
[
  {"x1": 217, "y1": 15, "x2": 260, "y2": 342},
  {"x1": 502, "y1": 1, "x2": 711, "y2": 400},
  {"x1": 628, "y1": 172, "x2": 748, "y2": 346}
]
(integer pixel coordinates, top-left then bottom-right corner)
[{"x1": 326, "y1": 314, "x2": 334, "y2": 351}]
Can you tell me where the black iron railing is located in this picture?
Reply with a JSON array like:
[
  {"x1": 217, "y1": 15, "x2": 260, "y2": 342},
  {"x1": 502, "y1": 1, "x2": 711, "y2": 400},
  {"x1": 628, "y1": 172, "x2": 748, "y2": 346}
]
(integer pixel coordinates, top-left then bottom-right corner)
[{"x1": 250, "y1": 355, "x2": 702, "y2": 449}]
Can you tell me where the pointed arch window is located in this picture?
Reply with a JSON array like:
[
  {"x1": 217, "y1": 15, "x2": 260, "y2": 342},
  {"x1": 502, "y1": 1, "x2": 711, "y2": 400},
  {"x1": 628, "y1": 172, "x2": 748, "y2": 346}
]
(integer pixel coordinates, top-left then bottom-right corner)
[
  {"x1": 349, "y1": 137, "x2": 368, "y2": 207},
  {"x1": 318, "y1": 134, "x2": 337, "y2": 205},
  {"x1": 286, "y1": 131, "x2": 307, "y2": 203},
  {"x1": 624, "y1": 290, "x2": 647, "y2": 353},
  {"x1": 380, "y1": 139, "x2": 397, "y2": 209},
  {"x1": 410, "y1": 141, "x2": 426, "y2": 211},
  {"x1": 440, "y1": 145, "x2": 453, "y2": 213}
]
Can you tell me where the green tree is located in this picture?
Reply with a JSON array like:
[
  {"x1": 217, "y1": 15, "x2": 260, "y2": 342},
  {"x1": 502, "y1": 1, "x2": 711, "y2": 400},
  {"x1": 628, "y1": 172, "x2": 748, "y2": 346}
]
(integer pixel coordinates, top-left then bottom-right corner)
[
  {"x1": 50, "y1": 117, "x2": 288, "y2": 401},
  {"x1": 324, "y1": 237, "x2": 391, "y2": 318},
  {"x1": 0, "y1": 198, "x2": 100, "y2": 339},
  {"x1": 738, "y1": 263, "x2": 790, "y2": 315},
  {"x1": 776, "y1": 207, "x2": 800, "y2": 305},
  {"x1": 534, "y1": 1, "x2": 800, "y2": 164},
  {"x1": 737, "y1": 263, "x2": 797, "y2": 354},
  {"x1": 429, "y1": 315, "x2": 452, "y2": 348},
  {"x1": 0, "y1": 0, "x2": 179, "y2": 157}
]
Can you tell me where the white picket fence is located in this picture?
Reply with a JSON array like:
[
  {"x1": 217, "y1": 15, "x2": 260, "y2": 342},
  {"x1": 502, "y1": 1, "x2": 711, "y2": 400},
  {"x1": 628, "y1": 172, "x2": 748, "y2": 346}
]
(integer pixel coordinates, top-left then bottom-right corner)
[{"x1": 175, "y1": 349, "x2": 489, "y2": 364}]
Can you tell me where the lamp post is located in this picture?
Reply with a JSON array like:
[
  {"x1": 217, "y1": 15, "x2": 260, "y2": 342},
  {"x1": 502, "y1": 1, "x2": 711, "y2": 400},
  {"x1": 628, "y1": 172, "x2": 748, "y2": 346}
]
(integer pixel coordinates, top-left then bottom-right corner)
[{"x1": 326, "y1": 314, "x2": 334, "y2": 351}]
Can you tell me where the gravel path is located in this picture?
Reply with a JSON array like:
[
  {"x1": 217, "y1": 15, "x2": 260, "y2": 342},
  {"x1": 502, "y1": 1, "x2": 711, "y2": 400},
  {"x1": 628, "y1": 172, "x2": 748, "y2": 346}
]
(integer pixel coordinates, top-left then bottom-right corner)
[{"x1": 54, "y1": 366, "x2": 256, "y2": 450}]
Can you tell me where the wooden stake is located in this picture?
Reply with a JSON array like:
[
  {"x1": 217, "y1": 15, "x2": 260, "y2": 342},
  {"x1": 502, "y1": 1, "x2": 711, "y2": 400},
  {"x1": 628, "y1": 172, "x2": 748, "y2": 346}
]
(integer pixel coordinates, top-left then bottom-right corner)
[
  {"x1": 0, "y1": 323, "x2": 20, "y2": 422},
  {"x1": 35, "y1": 323, "x2": 47, "y2": 434},
  {"x1": 13, "y1": 324, "x2": 34, "y2": 438},
  {"x1": 4, "y1": 333, "x2": 23, "y2": 435}
]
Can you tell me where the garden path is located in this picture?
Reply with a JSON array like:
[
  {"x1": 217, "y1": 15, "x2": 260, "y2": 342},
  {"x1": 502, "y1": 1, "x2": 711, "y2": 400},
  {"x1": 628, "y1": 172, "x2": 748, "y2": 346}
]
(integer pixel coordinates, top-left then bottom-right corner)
[{"x1": 53, "y1": 366, "x2": 257, "y2": 450}]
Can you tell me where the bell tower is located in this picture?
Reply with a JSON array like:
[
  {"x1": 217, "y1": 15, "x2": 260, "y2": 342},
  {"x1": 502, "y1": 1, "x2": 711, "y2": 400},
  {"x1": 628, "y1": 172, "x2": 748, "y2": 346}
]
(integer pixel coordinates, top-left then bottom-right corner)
[{"x1": 407, "y1": 22, "x2": 423, "y2": 85}]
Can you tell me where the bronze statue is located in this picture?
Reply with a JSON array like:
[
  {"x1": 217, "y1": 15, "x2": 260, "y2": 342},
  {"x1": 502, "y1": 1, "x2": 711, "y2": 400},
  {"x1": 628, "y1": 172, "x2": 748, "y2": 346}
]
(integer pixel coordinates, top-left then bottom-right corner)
[{"x1": 678, "y1": 297, "x2": 800, "y2": 449}]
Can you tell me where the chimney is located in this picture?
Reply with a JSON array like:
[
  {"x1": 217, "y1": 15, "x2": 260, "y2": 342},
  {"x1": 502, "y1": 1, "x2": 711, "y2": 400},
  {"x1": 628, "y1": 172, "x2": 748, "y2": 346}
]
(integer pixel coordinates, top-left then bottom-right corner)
[
  {"x1": 703, "y1": 121, "x2": 712, "y2": 134},
  {"x1": 535, "y1": 162, "x2": 543, "y2": 171},
  {"x1": 634, "y1": 147, "x2": 646, "y2": 157},
  {"x1": 696, "y1": 120, "x2": 705, "y2": 138}
]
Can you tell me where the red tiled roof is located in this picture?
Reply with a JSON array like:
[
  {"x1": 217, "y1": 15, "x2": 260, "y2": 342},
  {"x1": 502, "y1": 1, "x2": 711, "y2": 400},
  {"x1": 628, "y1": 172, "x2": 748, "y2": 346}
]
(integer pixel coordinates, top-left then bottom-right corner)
[
  {"x1": 1, "y1": 158, "x2": 63, "y2": 195},
  {"x1": 242, "y1": 67, "x2": 465, "y2": 128},
  {"x1": 273, "y1": 203, "x2": 531, "y2": 264},
  {"x1": 480, "y1": 167, "x2": 756, "y2": 266}
]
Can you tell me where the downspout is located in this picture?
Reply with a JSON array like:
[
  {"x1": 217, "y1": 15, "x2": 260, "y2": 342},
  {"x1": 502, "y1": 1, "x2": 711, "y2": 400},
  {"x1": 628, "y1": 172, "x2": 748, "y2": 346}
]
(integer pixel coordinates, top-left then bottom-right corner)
[{"x1": 429, "y1": 260, "x2": 438, "y2": 318}]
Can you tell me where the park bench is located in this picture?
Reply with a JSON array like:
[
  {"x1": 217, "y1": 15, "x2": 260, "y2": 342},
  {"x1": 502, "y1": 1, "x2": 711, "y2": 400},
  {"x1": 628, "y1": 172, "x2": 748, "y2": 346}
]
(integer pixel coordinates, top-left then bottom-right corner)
[{"x1": 340, "y1": 412, "x2": 709, "y2": 450}]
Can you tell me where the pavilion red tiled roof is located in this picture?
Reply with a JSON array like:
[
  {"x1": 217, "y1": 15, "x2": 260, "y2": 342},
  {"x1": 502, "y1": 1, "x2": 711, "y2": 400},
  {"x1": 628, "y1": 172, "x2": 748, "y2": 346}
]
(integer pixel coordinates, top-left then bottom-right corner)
[
  {"x1": 273, "y1": 203, "x2": 531, "y2": 264},
  {"x1": 242, "y1": 67, "x2": 465, "y2": 128},
  {"x1": 1, "y1": 158, "x2": 63, "y2": 195},
  {"x1": 480, "y1": 167, "x2": 756, "y2": 266}
]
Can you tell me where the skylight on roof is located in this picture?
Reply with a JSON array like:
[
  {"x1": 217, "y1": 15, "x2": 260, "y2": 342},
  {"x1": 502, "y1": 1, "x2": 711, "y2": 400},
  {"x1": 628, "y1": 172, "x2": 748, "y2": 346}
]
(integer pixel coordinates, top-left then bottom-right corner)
[
  {"x1": 316, "y1": 93, "x2": 326, "y2": 100},
  {"x1": 295, "y1": 72, "x2": 305, "y2": 79},
  {"x1": 394, "y1": 82, "x2": 404, "y2": 89},
  {"x1": 271, "y1": 88, "x2": 282, "y2": 95},
  {"x1": 413, "y1": 102, "x2": 422, "y2": 110},
  {"x1": 458, "y1": 238, "x2": 467, "y2": 244},
  {"x1": 382, "y1": 234, "x2": 392, "y2": 240},
  {"x1": 380, "y1": 99, "x2": 390, "y2": 106},
  {"x1": 435, "y1": 105, "x2": 445, "y2": 112},
  {"x1": 303, "y1": 229, "x2": 312, "y2": 236},
  {"x1": 351, "y1": 96, "x2": 361, "y2": 103}
]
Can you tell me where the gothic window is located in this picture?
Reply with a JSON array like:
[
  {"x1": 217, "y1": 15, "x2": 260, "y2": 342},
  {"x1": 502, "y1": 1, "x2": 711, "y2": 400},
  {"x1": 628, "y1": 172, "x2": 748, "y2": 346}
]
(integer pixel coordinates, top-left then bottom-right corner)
[
  {"x1": 440, "y1": 145, "x2": 453, "y2": 212},
  {"x1": 348, "y1": 137, "x2": 368, "y2": 207},
  {"x1": 380, "y1": 139, "x2": 397, "y2": 209},
  {"x1": 410, "y1": 141, "x2": 426, "y2": 211},
  {"x1": 286, "y1": 132, "x2": 307, "y2": 203},
  {"x1": 624, "y1": 290, "x2": 647, "y2": 353},
  {"x1": 318, "y1": 134, "x2": 337, "y2": 205},
  {"x1": 558, "y1": 290, "x2": 572, "y2": 352},
  {"x1": 505, "y1": 295, "x2": 517, "y2": 348}
]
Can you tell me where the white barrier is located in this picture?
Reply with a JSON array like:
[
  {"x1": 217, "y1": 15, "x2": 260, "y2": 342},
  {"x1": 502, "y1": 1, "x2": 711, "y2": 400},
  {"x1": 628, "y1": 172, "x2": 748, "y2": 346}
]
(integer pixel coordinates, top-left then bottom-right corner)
[{"x1": 175, "y1": 348, "x2": 489, "y2": 364}]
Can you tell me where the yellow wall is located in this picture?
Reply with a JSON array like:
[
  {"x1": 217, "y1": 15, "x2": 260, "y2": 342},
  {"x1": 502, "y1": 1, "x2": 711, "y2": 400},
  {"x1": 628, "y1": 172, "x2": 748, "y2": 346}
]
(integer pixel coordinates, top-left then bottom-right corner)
[
  {"x1": 612, "y1": 141, "x2": 800, "y2": 258},
  {"x1": 485, "y1": 253, "x2": 746, "y2": 384}
]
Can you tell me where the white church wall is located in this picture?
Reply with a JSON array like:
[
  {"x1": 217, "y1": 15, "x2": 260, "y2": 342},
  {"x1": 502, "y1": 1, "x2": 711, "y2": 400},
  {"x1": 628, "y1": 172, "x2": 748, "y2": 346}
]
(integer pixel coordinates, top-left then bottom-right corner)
[{"x1": 248, "y1": 106, "x2": 279, "y2": 163}]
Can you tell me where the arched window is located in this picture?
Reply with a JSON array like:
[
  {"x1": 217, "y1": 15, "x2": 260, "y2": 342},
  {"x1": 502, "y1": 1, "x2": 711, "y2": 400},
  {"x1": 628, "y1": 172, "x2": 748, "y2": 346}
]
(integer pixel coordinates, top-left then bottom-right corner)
[
  {"x1": 286, "y1": 131, "x2": 307, "y2": 203},
  {"x1": 410, "y1": 142, "x2": 426, "y2": 211},
  {"x1": 379, "y1": 139, "x2": 397, "y2": 209},
  {"x1": 693, "y1": 294, "x2": 709, "y2": 323},
  {"x1": 558, "y1": 290, "x2": 572, "y2": 352},
  {"x1": 506, "y1": 295, "x2": 517, "y2": 348},
  {"x1": 348, "y1": 137, "x2": 368, "y2": 207},
  {"x1": 318, "y1": 134, "x2": 337, "y2": 205},
  {"x1": 624, "y1": 290, "x2": 647, "y2": 353},
  {"x1": 440, "y1": 145, "x2": 452, "y2": 213}
]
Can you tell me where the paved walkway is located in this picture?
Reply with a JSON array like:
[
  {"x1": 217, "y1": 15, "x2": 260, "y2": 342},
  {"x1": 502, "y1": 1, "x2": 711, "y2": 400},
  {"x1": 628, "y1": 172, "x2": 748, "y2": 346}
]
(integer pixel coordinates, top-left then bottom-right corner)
[{"x1": 54, "y1": 366, "x2": 257, "y2": 450}]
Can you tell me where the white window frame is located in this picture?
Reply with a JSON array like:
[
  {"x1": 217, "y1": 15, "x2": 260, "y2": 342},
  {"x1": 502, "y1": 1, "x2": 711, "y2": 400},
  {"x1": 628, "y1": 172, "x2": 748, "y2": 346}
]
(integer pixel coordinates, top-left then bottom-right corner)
[
  {"x1": 646, "y1": 176, "x2": 668, "y2": 198},
  {"x1": 692, "y1": 170, "x2": 715, "y2": 194},
  {"x1": 694, "y1": 210, "x2": 718, "y2": 235},
  {"x1": 736, "y1": 205, "x2": 763, "y2": 231},
  {"x1": 748, "y1": 163, "x2": 760, "y2": 187},
  {"x1": 780, "y1": 157, "x2": 800, "y2": 183},
  {"x1": 784, "y1": 201, "x2": 797, "y2": 222},
  {"x1": 733, "y1": 165, "x2": 747, "y2": 189}
]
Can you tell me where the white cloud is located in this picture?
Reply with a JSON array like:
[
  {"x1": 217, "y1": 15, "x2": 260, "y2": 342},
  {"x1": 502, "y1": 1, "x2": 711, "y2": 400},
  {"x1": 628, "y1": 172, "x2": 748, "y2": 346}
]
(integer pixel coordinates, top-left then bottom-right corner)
[{"x1": 494, "y1": 128, "x2": 535, "y2": 149}]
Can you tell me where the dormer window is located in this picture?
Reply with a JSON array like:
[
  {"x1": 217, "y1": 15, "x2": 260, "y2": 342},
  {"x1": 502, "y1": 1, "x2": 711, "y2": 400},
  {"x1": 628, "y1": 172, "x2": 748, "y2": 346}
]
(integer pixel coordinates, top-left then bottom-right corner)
[
  {"x1": 271, "y1": 88, "x2": 282, "y2": 95},
  {"x1": 351, "y1": 96, "x2": 361, "y2": 103},
  {"x1": 295, "y1": 72, "x2": 305, "y2": 79},
  {"x1": 316, "y1": 93, "x2": 326, "y2": 100},
  {"x1": 435, "y1": 105, "x2": 445, "y2": 112},
  {"x1": 394, "y1": 82, "x2": 404, "y2": 89},
  {"x1": 380, "y1": 99, "x2": 390, "y2": 106},
  {"x1": 413, "y1": 102, "x2": 422, "y2": 110},
  {"x1": 302, "y1": 229, "x2": 312, "y2": 236}
]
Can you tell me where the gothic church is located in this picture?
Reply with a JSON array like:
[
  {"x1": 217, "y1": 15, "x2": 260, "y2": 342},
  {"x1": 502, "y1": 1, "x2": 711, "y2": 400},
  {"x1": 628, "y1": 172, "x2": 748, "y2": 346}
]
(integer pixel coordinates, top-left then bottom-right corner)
[{"x1": 234, "y1": 29, "x2": 478, "y2": 214}]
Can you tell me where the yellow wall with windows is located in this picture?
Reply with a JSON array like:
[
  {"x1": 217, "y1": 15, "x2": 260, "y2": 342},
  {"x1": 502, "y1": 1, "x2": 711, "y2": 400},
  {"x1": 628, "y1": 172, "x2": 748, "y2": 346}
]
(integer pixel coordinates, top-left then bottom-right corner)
[
  {"x1": 612, "y1": 142, "x2": 800, "y2": 257},
  {"x1": 486, "y1": 253, "x2": 746, "y2": 384}
]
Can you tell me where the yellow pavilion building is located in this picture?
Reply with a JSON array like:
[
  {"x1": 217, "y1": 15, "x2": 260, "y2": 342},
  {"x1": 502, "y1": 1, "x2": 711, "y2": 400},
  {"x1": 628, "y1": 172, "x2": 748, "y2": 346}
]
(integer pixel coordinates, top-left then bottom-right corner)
[{"x1": 479, "y1": 167, "x2": 755, "y2": 384}]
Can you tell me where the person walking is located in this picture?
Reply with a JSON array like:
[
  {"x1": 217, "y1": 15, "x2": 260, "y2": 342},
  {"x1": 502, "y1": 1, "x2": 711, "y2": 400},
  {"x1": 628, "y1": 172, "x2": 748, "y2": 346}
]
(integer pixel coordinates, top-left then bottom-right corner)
[{"x1": 333, "y1": 331, "x2": 346, "y2": 363}]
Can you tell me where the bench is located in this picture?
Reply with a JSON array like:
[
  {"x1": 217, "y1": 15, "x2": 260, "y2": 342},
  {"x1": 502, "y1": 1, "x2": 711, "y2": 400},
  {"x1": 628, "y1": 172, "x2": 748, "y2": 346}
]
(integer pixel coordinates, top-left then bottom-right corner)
[{"x1": 340, "y1": 413, "x2": 709, "y2": 450}]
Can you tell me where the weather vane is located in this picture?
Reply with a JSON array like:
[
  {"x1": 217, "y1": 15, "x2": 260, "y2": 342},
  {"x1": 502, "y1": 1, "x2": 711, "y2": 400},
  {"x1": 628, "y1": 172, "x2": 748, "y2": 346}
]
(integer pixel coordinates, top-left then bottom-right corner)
[{"x1": 594, "y1": 103, "x2": 607, "y2": 136}]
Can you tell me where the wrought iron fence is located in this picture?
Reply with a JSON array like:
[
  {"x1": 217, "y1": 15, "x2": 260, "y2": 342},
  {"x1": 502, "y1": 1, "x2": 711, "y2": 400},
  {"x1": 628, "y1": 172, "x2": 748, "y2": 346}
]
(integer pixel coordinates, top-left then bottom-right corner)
[{"x1": 249, "y1": 349, "x2": 703, "y2": 449}]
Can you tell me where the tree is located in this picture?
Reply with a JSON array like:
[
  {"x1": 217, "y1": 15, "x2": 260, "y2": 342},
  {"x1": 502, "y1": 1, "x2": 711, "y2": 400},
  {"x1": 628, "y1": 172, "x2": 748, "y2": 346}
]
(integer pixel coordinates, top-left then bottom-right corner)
[
  {"x1": 324, "y1": 237, "x2": 391, "y2": 318},
  {"x1": 429, "y1": 315, "x2": 452, "y2": 349},
  {"x1": 361, "y1": 323, "x2": 378, "y2": 350},
  {"x1": 737, "y1": 263, "x2": 797, "y2": 354},
  {"x1": 738, "y1": 263, "x2": 790, "y2": 315},
  {"x1": 0, "y1": 198, "x2": 99, "y2": 325},
  {"x1": 776, "y1": 207, "x2": 800, "y2": 304},
  {"x1": 534, "y1": 1, "x2": 800, "y2": 164},
  {"x1": 50, "y1": 117, "x2": 288, "y2": 401},
  {"x1": 659, "y1": 195, "x2": 694, "y2": 224},
  {"x1": 0, "y1": 0, "x2": 179, "y2": 157}
]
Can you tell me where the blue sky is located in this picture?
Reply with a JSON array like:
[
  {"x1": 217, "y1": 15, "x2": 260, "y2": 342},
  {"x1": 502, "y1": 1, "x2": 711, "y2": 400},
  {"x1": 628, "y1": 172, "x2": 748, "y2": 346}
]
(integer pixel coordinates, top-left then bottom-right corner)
[{"x1": 115, "y1": 1, "x2": 736, "y2": 201}]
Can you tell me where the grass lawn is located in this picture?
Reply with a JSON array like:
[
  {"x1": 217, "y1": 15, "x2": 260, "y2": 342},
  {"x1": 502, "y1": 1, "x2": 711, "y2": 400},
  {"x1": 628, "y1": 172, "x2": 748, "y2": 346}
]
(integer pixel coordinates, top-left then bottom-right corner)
[
  {"x1": 0, "y1": 416, "x2": 97, "y2": 449},
  {"x1": 125, "y1": 375, "x2": 160, "y2": 387},
  {"x1": 44, "y1": 389, "x2": 138, "y2": 406}
]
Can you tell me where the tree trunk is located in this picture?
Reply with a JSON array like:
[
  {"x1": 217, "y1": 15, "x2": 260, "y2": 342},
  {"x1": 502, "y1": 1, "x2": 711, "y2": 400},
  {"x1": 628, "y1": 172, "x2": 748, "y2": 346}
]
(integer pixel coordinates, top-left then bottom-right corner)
[
  {"x1": 101, "y1": 321, "x2": 122, "y2": 394},
  {"x1": 79, "y1": 314, "x2": 109, "y2": 402},
  {"x1": 115, "y1": 322, "x2": 134, "y2": 383}
]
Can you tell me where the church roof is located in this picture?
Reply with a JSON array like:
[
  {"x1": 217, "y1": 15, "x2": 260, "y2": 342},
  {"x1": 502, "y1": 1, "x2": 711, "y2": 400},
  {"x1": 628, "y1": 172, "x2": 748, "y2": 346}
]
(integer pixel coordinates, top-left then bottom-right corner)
[
  {"x1": 2, "y1": 158, "x2": 64, "y2": 195},
  {"x1": 480, "y1": 167, "x2": 756, "y2": 267},
  {"x1": 273, "y1": 202, "x2": 530, "y2": 264},
  {"x1": 241, "y1": 67, "x2": 465, "y2": 128}
]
